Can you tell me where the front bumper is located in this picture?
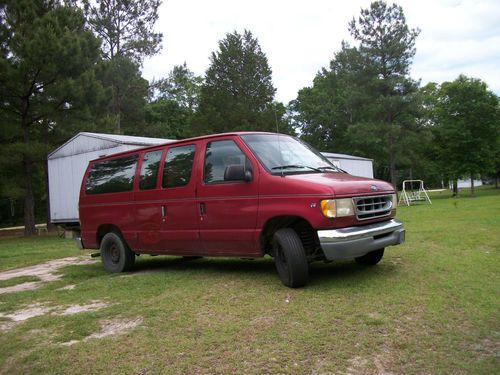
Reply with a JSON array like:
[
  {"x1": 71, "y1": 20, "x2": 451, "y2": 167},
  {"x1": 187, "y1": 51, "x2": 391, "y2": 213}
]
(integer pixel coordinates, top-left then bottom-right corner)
[{"x1": 318, "y1": 219, "x2": 405, "y2": 261}]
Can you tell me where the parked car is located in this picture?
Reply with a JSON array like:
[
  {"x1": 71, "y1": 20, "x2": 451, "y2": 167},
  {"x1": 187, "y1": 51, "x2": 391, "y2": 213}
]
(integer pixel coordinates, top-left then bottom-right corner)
[{"x1": 78, "y1": 132, "x2": 405, "y2": 287}]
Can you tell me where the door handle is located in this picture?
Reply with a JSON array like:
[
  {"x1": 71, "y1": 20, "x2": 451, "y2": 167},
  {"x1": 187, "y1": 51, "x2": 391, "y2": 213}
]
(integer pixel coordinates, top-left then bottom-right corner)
[
  {"x1": 161, "y1": 205, "x2": 167, "y2": 217},
  {"x1": 199, "y1": 202, "x2": 206, "y2": 215}
]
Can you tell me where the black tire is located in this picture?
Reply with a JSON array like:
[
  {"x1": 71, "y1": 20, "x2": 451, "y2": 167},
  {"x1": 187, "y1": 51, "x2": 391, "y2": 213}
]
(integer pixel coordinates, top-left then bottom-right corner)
[
  {"x1": 273, "y1": 228, "x2": 309, "y2": 288},
  {"x1": 100, "y1": 232, "x2": 135, "y2": 273},
  {"x1": 355, "y1": 248, "x2": 385, "y2": 266}
]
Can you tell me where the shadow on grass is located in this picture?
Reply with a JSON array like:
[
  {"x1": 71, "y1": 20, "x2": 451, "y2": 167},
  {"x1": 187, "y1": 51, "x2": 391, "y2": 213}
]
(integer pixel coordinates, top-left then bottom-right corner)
[
  {"x1": 128, "y1": 255, "x2": 396, "y2": 288},
  {"x1": 59, "y1": 252, "x2": 398, "y2": 290}
]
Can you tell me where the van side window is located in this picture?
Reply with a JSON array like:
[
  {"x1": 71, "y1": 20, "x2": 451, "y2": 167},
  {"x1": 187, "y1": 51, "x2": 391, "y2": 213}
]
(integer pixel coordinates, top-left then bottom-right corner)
[
  {"x1": 85, "y1": 154, "x2": 138, "y2": 195},
  {"x1": 162, "y1": 145, "x2": 196, "y2": 188},
  {"x1": 139, "y1": 150, "x2": 162, "y2": 190},
  {"x1": 204, "y1": 140, "x2": 248, "y2": 184}
]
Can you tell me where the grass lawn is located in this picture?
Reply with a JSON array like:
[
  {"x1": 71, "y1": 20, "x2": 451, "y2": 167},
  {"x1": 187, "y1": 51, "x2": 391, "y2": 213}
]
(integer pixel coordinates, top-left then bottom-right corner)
[
  {"x1": 0, "y1": 187, "x2": 498, "y2": 374},
  {"x1": 0, "y1": 235, "x2": 87, "y2": 272}
]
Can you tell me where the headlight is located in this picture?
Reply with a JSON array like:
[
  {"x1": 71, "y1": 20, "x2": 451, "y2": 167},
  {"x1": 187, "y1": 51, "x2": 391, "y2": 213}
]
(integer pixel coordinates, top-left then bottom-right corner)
[
  {"x1": 391, "y1": 193, "x2": 397, "y2": 209},
  {"x1": 320, "y1": 198, "x2": 355, "y2": 218}
]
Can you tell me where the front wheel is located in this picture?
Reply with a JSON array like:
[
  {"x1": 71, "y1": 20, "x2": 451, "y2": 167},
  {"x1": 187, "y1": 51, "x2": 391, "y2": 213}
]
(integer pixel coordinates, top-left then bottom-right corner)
[
  {"x1": 355, "y1": 248, "x2": 385, "y2": 266},
  {"x1": 100, "y1": 232, "x2": 135, "y2": 273},
  {"x1": 273, "y1": 228, "x2": 309, "y2": 288}
]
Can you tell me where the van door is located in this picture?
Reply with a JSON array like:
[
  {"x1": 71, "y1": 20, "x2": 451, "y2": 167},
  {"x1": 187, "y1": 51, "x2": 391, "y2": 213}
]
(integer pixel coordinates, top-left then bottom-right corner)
[
  {"x1": 196, "y1": 137, "x2": 260, "y2": 256},
  {"x1": 157, "y1": 143, "x2": 200, "y2": 253},
  {"x1": 134, "y1": 148, "x2": 165, "y2": 252}
]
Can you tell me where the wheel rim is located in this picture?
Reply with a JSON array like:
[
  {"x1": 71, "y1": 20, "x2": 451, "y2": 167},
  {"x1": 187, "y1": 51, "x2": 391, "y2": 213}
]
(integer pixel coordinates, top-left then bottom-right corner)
[{"x1": 109, "y1": 242, "x2": 120, "y2": 264}]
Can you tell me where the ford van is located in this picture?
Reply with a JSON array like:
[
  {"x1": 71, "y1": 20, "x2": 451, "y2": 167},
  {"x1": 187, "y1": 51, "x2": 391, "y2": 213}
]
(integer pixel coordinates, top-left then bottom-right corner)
[{"x1": 78, "y1": 132, "x2": 405, "y2": 287}]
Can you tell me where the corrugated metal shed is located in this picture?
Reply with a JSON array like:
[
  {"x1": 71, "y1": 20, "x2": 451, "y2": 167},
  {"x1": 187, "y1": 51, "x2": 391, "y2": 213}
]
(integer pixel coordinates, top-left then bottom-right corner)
[
  {"x1": 48, "y1": 132, "x2": 173, "y2": 224},
  {"x1": 321, "y1": 152, "x2": 374, "y2": 178}
]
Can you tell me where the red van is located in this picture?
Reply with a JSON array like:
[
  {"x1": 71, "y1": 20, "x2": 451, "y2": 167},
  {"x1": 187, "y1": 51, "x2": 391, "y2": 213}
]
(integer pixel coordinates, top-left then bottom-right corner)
[{"x1": 78, "y1": 132, "x2": 405, "y2": 287}]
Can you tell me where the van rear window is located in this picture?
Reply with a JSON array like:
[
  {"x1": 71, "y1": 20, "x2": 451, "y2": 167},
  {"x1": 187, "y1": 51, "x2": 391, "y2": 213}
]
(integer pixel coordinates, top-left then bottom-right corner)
[{"x1": 85, "y1": 155, "x2": 138, "y2": 195}]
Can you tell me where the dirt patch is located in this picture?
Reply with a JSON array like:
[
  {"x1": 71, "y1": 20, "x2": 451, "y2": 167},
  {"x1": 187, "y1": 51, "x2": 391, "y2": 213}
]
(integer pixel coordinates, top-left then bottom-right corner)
[
  {"x1": 345, "y1": 349, "x2": 395, "y2": 375},
  {"x1": 56, "y1": 284, "x2": 76, "y2": 291},
  {"x1": 54, "y1": 301, "x2": 108, "y2": 316},
  {"x1": 473, "y1": 337, "x2": 500, "y2": 358},
  {"x1": 373, "y1": 352, "x2": 395, "y2": 375},
  {"x1": 346, "y1": 356, "x2": 370, "y2": 375},
  {"x1": 0, "y1": 300, "x2": 108, "y2": 332},
  {"x1": 0, "y1": 281, "x2": 42, "y2": 295},
  {"x1": 0, "y1": 257, "x2": 96, "y2": 294},
  {"x1": 89, "y1": 317, "x2": 143, "y2": 339},
  {"x1": 0, "y1": 303, "x2": 51, "y2": 331},
  {"x1": 61, "y1": 317, "x2": 143, "y2": 346},
  {"x1": 2, "y1": 303, "x2": 51, "y2": 322},
  {"x1": 250, "y1": 316, "x2": 275, "y2": 327}
]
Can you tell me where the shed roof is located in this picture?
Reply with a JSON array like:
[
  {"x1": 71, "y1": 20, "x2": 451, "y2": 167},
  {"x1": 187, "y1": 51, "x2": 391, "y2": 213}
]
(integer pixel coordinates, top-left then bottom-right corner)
[
  {"x1": 321, "y1": 152, "x2": 373, "y2": 161},
  {"x1": 48, "y1": 132, "x2": 174, "y2": 159}
]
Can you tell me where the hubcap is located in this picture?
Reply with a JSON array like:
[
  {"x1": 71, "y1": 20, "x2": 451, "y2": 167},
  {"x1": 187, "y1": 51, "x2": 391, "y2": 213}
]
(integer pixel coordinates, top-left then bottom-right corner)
[{"x1": 110, "y1": 243, "x2": 120, "y2": 264}]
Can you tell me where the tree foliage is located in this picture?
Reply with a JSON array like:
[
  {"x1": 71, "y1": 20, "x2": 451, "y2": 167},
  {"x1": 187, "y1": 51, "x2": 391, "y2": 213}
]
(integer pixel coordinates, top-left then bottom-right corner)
[
  {"x1": 83, "y1": 0, "x2": 163, "y2": 134},
  {"x1": 95, "y1": 56, "x2": 149, "y2": 134},
  {"x1": 434, "y1": 75, "x2": 499, "y2": 194},
  {"x1": 195, "y1": 30, "x2": 284, "y2": 135},
  {"x1": 348, "y1": 1, "x2": 420, "y2": 186},
  {"x1": 291, "y1": 43, "x2": 366, "y2": 153},
  {"x1": 82, "y1": 0, "x2": 162, "y2": 63},
  {"x1": 151, "y1": 63, "x2": 203, "y2": 111},
  {"x1": 293, "y1": 1, "x2": 421, "y2": 186},
  {"x1": 145, "y1": 63, "x2": 203, "y2": 139},
  {"x1": 0, "y1": 0, "x2": 101, "y2": 234}
]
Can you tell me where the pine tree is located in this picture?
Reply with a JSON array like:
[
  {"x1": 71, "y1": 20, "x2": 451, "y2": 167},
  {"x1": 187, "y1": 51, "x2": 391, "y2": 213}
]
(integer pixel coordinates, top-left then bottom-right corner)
[
  {"x1": 195, "y1": 30, "x2": 278, "y2": 135},
  {"x1": 0, "y1": 0, "x2": 101, "y2": 235}
]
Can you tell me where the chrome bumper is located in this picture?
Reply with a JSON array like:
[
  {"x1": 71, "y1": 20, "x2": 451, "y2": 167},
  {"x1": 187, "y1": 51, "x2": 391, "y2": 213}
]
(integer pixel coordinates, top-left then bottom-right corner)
[{"x1": 318, "y1": 219, "x2": 405, "y2": 261}]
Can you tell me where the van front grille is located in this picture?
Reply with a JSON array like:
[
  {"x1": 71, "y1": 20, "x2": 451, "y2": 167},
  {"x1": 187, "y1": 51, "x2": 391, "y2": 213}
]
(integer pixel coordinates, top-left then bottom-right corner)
[{"x1": 353, "y1": 195, "x2": 393, "y2": 220}]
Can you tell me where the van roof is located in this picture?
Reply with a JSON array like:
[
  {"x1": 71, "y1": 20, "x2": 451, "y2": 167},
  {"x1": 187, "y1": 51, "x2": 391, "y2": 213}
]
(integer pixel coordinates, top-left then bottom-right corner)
[{"x1": 87, "y1": 131, "x2": 281, "y2": 163}]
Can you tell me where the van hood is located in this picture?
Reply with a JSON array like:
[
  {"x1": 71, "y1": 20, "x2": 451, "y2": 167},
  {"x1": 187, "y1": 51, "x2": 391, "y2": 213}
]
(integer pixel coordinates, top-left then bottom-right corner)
[{"x1": 286, "y1": 172, "x2": 394, "y2": 197}]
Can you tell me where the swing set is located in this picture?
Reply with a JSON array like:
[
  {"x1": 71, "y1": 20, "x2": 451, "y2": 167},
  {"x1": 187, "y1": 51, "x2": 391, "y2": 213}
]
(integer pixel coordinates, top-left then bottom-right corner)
[{"x1": 398, "y1": 180, "x2": 432, "y2": 206}]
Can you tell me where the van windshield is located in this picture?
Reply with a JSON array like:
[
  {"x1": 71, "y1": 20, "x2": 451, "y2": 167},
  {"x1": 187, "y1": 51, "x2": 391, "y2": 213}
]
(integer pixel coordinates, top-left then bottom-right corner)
[{"x1": 240, "y1": 134, "x2": 343, "y2": 174}]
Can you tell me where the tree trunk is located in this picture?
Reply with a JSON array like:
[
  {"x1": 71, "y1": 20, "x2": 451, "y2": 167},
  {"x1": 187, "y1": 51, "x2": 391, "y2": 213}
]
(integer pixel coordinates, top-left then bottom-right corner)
[
  {"x1": 44, "y1": 159, "x2": 54, "y2": 231},
  {"x1": 22, "y1": 105, "x2": 36, "y2": 236},
  {"x1": 23, "y1": 156, "x2": 36, "y2": 236},
  {"x1": 42, "y1": 124, "x2": 55, "y2": 232},
  {"x1": 388, "y1": 135, "x2": 396, "y2": 187},
  {"x1": 470, "y1": 172, "x2": 475, "y2": 196},
  {"x1": 452, "y1": 179, "x2": 458, "y2": 197},
  {"x1": 114, "y1": 83, "x2": 122, "y2": 134}
]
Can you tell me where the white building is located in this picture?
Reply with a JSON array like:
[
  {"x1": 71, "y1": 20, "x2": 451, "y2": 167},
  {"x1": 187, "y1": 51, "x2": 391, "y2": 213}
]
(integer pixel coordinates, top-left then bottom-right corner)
[
  {"x1": 321, "y1": 152, "x2": 374, "y2": 178},
  {"x1": 449, "y1": 178, "x2": 483, "y2": 189},
  {"x1": 48, "y1": 132, "x2": 173, "y2": 225}
]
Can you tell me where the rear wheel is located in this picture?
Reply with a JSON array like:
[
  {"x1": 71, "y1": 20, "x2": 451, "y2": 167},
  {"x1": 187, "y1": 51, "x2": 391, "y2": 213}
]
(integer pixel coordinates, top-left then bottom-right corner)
[
  {"x1": 355, "y1": 248, "x2": 385, "y2": 266},
  {"x1": 273, "y1": 228, "x2": 309, "y2": 288},
  {"x1": 100, "y1": 232, "x2": 135, "y2": 273}
]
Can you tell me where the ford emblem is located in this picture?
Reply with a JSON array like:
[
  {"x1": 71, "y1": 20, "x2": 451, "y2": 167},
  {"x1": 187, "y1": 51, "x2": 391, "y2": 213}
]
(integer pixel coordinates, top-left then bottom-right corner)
[{"x1": 370, "y1": 185, "x2": 378, "y2": 191}]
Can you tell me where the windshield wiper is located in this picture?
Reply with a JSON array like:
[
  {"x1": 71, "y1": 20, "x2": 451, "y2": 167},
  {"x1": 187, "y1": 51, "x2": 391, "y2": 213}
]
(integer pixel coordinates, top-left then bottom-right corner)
[
  {"x1": 271, "y1": 165, "x2": 321, "y2": 172},
  {"x1": 317, "y1": 166, "x2": 347, "y2": 173}
]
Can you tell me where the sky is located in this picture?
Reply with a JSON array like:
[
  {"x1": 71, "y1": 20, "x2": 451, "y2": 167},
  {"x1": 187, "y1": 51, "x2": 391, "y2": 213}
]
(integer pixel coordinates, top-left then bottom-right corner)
[{"x1": 142, "y1": 0, "x2": 500, "y2": 104}]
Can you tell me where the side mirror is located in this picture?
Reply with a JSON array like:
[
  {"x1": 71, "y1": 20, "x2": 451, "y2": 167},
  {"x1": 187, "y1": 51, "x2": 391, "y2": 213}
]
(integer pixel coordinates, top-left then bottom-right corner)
[
  {"x1": 224, "y1": 165, "x2": 252, "y2": 182},
  {"x1": 244, "y1": 169, "x2": 252, "y2": 182}
]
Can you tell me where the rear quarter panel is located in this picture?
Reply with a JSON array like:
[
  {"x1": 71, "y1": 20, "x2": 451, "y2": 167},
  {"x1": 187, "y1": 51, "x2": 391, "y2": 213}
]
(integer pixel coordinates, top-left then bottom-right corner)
[{"x1": 79, "y1": 162, "x2": 136, "y2": 249}]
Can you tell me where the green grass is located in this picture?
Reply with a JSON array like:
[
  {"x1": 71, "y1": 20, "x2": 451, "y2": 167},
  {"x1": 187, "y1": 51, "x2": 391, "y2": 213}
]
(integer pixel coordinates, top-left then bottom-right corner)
[
  {"x1": 0, "y1": 235, "x2": 85, "y2": 271},
  {"x1": 0, "y1": 187, "x2": 499, "y2": 374}
]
